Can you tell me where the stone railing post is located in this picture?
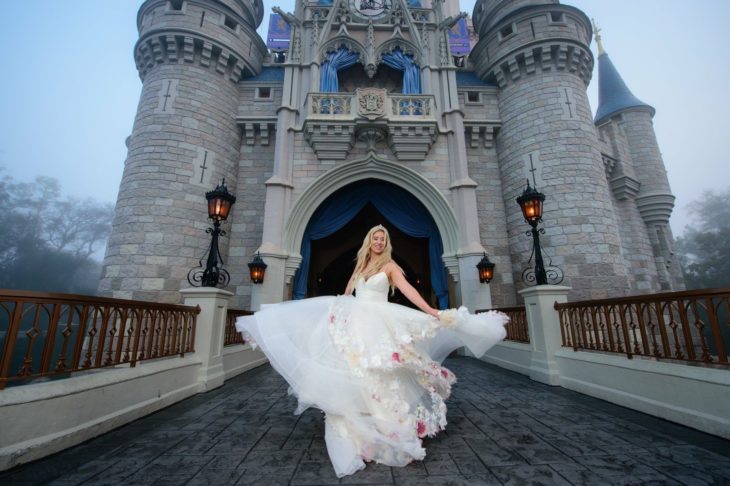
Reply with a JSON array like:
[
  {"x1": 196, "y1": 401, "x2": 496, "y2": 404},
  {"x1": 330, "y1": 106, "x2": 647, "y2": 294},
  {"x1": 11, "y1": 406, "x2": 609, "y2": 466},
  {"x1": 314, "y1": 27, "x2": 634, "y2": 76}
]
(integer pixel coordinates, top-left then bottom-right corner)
[
  {"x1": 519, "y1": 285, "x2": 571, "y2": 385},
  {"x1": 180, "y1": 287, "x2": 233, "y2": 391}
]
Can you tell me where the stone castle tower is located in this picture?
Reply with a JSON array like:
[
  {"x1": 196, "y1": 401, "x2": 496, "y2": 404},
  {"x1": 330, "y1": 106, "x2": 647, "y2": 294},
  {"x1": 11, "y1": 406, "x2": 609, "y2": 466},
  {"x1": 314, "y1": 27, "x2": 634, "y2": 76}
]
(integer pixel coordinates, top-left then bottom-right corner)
[{"x1": 99, "y1": 0, "x2": 683, "y2": 309}]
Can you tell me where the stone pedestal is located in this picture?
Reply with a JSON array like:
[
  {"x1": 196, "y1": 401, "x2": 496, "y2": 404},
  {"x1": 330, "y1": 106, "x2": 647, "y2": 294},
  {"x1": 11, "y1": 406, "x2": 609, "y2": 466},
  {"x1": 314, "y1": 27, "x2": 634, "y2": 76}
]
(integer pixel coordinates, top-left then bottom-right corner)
[
  {"x1": 519, "y1": 285, "x2": 571, "y2": 385},
  {"x1": 180, "y1": 287, "x2": 233, "y2": 391}
]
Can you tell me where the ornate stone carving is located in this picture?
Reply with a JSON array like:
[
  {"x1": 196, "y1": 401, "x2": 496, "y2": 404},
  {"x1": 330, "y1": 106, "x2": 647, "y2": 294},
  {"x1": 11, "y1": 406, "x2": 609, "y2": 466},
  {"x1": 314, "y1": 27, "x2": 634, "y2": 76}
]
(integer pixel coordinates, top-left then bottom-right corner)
[
  {"x1": 390, "y1": 95, "x2": 432, "y2": 116},
  {"x1": 357, "y1": 88, "x2": 386, "y2": 120},
  {"x1": 311, "y1": 94, "x2": 353, "y2": 115},
  {"x1": 356, "y1": 126, "x2": 387, "y2": 151},
  {"x1": 303, "y1": 92, "x2": 439, "y2": 160},
  {"x1": 320, "y1": 38, "x2": 365, "y2": 64},
  {"x1": 602, "y1": 153, "x2": 617, "y2": 177}
]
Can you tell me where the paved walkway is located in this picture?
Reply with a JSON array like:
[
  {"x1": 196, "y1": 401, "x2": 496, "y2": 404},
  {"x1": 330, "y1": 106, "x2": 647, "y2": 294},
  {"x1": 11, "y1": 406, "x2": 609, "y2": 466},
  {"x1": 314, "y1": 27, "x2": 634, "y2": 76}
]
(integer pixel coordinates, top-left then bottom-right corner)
[{"x1": 2, "y1": 357, "x2": 729, "y2": 485}]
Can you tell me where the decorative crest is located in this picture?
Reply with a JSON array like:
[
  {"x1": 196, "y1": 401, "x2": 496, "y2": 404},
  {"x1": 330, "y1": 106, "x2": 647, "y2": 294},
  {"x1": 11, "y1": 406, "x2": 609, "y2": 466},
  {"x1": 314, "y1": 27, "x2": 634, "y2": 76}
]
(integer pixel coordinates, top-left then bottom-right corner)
[{"x1": 357, "y1": 88, "x2": 387, "y2": 119}]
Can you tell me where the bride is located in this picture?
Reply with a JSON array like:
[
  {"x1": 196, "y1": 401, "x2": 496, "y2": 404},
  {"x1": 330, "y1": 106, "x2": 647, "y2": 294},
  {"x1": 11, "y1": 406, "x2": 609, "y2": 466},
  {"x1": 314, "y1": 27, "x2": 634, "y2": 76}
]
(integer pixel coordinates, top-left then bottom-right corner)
[{"x1": 236, "y1": 225, "x2": 508, "y2": 477}]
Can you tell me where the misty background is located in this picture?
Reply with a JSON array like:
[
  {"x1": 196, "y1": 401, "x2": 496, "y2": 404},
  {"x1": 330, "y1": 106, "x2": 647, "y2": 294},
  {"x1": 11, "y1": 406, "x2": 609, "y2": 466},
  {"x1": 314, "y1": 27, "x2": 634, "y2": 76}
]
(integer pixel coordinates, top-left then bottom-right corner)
[{"x1": 1, "y1": 0, "x2": 728, "y2": 293}]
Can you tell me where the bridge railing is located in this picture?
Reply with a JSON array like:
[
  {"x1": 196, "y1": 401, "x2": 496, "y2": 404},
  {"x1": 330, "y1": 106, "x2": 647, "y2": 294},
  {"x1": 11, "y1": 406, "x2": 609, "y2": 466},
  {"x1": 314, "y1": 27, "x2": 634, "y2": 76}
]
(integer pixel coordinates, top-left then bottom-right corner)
[
  {"x1": 0, "y1": 290, "x2": 200, "y2": 390},
  {"x1": 477, "y1": 306, "x2": 529, "y2": 343},
  {"x1": 555, "y1": 288, "x2": 729, "y2": 366},
  {"x1": 225, "y1": 309, "x2": 252, "y2": 346}
]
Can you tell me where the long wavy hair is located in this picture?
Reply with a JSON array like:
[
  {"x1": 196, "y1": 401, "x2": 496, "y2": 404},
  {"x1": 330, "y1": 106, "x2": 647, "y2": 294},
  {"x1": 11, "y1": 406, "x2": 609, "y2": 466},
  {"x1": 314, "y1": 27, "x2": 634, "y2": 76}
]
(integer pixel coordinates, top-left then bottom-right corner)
[{"x1": 352, "y1": 224, "x2": 394, "y2": 283}]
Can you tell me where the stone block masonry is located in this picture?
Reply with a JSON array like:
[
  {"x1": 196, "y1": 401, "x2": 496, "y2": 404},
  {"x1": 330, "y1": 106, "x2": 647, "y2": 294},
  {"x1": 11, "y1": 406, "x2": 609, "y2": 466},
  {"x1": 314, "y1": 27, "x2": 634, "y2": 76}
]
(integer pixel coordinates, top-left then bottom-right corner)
[{"x1": 99, "y1": 0, "x2": 266, "y2": 303}]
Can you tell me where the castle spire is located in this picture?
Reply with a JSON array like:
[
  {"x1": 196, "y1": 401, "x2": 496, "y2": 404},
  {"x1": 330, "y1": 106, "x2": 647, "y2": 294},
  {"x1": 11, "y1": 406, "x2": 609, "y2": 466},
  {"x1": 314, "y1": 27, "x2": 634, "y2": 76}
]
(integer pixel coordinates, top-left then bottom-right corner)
[
  {"x1": 593, "y1": 26, "x2": 655, "y2": 125},
  {"x1": 591, "y1": 18, "x2": 605, "y2": 55}
]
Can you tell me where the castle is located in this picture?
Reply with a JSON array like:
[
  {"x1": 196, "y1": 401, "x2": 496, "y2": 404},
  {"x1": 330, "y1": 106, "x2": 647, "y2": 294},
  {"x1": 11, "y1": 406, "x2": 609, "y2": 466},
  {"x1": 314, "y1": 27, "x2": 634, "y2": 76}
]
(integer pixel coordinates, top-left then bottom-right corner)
[{"x1": 98, "y1": 0, "x2": 684, "y2": 311}]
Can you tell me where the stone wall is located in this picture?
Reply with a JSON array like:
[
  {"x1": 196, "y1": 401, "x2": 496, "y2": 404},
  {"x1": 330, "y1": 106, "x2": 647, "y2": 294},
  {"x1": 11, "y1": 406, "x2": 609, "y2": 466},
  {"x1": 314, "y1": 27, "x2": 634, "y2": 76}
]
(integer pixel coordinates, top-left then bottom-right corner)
[{"x1": 99, "y1": 62, "x2": 242, "y2": 303}]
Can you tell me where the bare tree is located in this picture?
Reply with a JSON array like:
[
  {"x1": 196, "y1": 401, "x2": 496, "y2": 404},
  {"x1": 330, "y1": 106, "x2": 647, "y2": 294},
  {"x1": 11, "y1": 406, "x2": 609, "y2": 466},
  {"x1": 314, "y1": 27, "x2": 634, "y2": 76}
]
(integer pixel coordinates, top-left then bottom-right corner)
[{"x1": 0, "y1": 171, "x2": 114, "y2": 293}]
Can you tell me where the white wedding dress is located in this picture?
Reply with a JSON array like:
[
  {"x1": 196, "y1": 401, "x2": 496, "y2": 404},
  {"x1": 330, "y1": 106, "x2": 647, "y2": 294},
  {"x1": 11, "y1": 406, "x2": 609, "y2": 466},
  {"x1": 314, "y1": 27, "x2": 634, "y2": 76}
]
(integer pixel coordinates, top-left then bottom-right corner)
[{"x1": 236, "y1": 271, "x2": 507, "y2": 477}]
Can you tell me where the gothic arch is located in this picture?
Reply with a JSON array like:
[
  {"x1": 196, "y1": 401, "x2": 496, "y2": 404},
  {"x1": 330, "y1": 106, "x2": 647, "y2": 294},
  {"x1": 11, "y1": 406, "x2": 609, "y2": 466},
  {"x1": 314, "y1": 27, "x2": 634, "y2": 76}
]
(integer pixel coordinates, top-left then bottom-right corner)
[
  {"x1": 319, "y1": 37, "x2": 366, "y2": 64},
  {"x1": 318, "y1": 37, "x2": 422, "y2": 68},
  {"x1": 376, "y1": 38, "x2": 422, "y2": 65},
  {"x1": 283, "y1": 154, "x2": 460, "y2": 267}
]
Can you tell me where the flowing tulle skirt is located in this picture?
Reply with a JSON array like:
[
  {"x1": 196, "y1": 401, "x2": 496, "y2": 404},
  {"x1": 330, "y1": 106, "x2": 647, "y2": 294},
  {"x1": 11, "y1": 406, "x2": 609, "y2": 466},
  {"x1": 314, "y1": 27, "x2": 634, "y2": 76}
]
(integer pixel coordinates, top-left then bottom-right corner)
[{"x1": 236, "y1": 295, "x2": 507, "y2": 477}]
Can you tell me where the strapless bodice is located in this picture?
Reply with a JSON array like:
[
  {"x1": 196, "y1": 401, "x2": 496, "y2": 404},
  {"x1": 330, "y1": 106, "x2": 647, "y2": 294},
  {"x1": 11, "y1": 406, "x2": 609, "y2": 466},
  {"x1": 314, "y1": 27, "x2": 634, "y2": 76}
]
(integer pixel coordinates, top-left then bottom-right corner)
[{"x1": 355, "y1": 271, "x2": 388, "y2": 302}]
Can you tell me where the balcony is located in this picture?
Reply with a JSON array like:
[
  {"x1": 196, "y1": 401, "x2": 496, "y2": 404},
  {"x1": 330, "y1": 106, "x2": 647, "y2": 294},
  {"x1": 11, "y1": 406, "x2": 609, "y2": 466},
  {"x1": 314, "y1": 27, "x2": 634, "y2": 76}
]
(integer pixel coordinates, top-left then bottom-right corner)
[{"x1": 302, "y1": 89, "x2": 438, "y2": 161}]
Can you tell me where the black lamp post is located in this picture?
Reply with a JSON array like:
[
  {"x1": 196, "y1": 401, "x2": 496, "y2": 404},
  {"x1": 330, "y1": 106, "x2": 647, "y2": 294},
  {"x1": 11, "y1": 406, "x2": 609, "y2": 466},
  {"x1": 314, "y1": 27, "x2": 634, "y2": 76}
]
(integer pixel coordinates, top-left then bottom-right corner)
[
  {"x1": 187, "y1": 179, "x2": 236, "y2": 288},
  {"x1": 516, "y1": 179, "x2": 549, "y2": 285},
  {"x1": 248, "y1": 252, "x2": 267, "y2": 284},
  {"x1": 476, "y1": 253, "x2": 495, "y2": 283}
]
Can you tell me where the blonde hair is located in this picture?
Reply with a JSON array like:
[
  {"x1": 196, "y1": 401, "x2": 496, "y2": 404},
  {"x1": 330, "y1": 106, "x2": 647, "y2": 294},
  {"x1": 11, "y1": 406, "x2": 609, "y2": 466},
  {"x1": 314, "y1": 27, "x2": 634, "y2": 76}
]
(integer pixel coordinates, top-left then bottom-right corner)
[{"x1": 352, "y1": 225, "x2": 394, "y2": 283}]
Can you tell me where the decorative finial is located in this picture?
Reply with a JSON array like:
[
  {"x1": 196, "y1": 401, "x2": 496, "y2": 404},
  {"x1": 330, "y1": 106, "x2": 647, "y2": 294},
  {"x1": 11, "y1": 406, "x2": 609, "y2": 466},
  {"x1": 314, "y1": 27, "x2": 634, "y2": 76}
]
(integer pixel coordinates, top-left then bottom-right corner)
[{"x1": 591, "y1": 18, "x2": 605, "y2": 55}]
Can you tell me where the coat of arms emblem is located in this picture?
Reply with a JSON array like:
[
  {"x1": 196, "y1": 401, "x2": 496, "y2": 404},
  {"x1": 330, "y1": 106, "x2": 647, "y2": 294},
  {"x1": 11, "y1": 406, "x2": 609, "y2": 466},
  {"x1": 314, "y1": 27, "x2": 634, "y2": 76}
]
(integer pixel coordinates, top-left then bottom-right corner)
[{"x1": 356, "y1": 88, "x2": 386, "y2": 120}]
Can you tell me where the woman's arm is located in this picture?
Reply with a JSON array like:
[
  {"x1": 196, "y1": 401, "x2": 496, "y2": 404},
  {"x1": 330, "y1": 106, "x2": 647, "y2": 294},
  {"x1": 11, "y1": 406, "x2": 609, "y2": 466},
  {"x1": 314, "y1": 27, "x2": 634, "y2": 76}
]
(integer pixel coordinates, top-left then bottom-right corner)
[
  {"x1": 344, "y1": 273, "x2": 356, "y2": 295},
  {"x1": 385, "y1": 263, "x2": 439, "y2": 318}
]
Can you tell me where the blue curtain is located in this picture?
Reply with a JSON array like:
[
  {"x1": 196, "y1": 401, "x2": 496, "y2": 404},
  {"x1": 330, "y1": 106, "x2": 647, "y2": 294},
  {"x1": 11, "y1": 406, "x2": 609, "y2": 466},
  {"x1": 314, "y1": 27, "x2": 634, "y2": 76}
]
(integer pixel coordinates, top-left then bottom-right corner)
[
  {"x1": 382, "y1": 48, "x2": 421, "y2": 94},
  {"x1": 320, "y1": 48, "x2": 360, "y2": 92},
  {"x1": 293, "y1": 180, "x2": 448, "y2": 309}
]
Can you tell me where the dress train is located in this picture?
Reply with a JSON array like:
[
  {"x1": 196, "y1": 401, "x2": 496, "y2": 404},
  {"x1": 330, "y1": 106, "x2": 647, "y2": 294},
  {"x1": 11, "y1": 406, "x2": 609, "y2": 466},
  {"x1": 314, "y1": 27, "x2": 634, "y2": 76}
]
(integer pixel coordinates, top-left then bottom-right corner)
[{"x1": 236, "y1": 272, "x2": 507, "y2": 477}]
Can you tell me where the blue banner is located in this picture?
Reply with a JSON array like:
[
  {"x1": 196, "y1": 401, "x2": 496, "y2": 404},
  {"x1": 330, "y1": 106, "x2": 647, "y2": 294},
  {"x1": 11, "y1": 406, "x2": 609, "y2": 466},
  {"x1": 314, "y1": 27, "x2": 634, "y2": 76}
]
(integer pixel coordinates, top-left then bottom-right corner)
[
  {"x1": 448, "y1": 17, "x2": 471, "y2": 56},
  {"x1": 267, "y1": 13, "x2": 291, "y2": 50}
]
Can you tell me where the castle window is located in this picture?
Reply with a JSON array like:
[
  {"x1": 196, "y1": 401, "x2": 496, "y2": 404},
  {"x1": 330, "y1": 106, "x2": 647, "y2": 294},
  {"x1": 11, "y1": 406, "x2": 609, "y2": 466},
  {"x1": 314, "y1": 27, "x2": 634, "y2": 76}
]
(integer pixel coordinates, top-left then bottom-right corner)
[
  {"x1": 256, "y1": 87, "x2": 272, "y2": 100},
  {"x1": 466, "y1": 91, "x2": 480, "y2": 103},
  {"x1": 498, "y1": 23, "x2": 515, "y2": 42},
  {"x1": 224, "y1": 15, "x2": 238, "y2": 31},
  {"x1": 166, "y1": 0, "x2": 185, "y2": 12},
  {"x1": 549, "y1": 12, "x2": 565, "y2": 23}
]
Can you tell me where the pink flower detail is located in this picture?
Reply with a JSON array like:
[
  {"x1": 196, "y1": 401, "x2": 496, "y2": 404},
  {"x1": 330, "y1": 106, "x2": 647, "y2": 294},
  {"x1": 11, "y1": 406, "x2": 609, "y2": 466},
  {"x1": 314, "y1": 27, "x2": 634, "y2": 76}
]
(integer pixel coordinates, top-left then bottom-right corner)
[
  {"x1": 329, "y1": 314, "x2": 335, "y2": 323},
  {"x1": 416, "y1": 420, "x2": 426, "y2": 438},
  {"x1": 391, "y1": 352, "x2": 402, "y2": 363},
  {"x1": 441, "y1": 369, "x2": 449, "y2": 378}
]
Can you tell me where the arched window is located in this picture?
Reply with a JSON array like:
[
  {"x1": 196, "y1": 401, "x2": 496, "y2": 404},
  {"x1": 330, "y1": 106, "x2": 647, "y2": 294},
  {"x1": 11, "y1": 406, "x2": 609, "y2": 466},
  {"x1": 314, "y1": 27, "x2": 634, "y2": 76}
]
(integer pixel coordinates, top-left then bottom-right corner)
[
  {"x1": 320, "y1": 48, "x2": 360, "y2": 92},
  {"x1": 381, "y1": 48, "x2": 421, "y2": 94}
]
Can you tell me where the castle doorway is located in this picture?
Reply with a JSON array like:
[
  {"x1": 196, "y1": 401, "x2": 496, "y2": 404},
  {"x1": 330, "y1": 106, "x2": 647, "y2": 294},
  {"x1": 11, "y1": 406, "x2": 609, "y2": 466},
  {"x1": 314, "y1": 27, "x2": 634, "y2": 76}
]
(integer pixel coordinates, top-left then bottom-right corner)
[{"x1": 292, "y1": 179, "x2": 448, "y2": 309}]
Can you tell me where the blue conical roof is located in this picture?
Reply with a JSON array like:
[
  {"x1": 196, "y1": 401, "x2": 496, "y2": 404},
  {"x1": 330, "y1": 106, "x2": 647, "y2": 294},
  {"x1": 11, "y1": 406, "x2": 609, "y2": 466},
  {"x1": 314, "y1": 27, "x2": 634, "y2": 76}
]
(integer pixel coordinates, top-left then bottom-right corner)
[{"x1": 594, "y1": 52, "x2": 654, "y2": 124}]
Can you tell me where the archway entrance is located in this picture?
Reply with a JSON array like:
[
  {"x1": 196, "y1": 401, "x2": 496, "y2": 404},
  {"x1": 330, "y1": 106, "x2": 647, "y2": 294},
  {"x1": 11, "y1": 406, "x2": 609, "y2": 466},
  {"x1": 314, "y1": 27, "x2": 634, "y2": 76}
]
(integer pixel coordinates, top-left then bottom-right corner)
[
  {"x1": 292, "y1": 179, "x2": 448, "y2": 308},
  {"x1": 309, "y1": 203, "x2": 431, "y2": 308}
]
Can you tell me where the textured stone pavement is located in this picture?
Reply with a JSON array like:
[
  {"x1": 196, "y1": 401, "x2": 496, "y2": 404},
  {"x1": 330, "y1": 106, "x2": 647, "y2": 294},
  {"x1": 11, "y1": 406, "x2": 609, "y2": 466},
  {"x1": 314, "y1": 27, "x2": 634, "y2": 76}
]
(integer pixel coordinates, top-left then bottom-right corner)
[{"x1": 2, "y1": 357, "x2": 729, "y2": 485}]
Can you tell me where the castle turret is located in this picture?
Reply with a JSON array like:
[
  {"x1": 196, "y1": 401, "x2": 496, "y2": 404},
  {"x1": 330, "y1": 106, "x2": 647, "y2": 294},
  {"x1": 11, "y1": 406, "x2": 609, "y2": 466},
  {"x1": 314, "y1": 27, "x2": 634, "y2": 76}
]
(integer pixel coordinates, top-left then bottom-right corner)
[
  {"x1": 470, "y1": 0, "x2": 632, "y2": 299},
  {"x1": 593, "y1": 30, "x2": 682, "y2": 290},
  {"x1": 594, "y1": 49, "x2": 654, "y2": 125},
  {"x1": 98, "y1": 0, "x2": 267, "y2": 302}
]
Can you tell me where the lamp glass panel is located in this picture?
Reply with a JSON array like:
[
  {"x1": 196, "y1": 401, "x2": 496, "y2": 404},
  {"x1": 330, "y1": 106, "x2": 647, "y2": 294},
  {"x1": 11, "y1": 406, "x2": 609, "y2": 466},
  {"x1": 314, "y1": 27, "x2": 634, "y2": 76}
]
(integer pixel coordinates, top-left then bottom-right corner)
[
  {"x1": 522, "y1": 198, "x2": 543, "y2": 221},
  {"x1": 208, "y1": 197, "x2": 232, "y2": 220}
]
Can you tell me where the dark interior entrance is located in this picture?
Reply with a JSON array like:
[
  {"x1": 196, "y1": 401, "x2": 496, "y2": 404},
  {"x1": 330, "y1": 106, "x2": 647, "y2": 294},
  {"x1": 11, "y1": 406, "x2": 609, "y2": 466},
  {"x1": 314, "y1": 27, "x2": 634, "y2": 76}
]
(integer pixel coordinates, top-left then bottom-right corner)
[{"x1": 308, "y1": 203, "x2": 432, "y2": 309}]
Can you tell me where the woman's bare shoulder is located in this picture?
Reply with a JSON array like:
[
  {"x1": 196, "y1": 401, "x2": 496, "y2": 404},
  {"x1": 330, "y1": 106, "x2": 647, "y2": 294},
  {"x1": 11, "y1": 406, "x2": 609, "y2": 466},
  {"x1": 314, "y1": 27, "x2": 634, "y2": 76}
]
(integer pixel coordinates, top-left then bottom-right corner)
[{"x1": 381, "y1": 261, "x2": 403, "y2": 276}]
